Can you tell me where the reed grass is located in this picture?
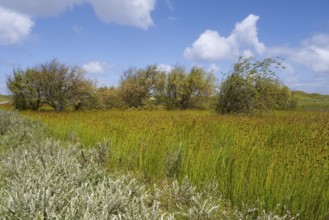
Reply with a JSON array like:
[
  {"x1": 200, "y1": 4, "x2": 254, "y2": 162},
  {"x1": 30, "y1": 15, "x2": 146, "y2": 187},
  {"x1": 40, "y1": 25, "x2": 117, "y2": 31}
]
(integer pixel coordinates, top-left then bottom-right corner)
[
  {"x1": 20, "y1": 109, "x2": 329, "y2": 219},
  {"x1": 1, "y1": 110, "x2": 297, "y2": 219}
]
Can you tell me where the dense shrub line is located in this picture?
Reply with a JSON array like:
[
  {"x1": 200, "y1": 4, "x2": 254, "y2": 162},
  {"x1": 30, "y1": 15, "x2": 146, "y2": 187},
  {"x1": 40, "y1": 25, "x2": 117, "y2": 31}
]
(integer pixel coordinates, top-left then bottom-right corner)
[
  {"x1": 7, "y1": 57, "x2": 296, "y2": 113},
  {"x1": 0, "y1": 110, "x2": 297, "y2": 219}
]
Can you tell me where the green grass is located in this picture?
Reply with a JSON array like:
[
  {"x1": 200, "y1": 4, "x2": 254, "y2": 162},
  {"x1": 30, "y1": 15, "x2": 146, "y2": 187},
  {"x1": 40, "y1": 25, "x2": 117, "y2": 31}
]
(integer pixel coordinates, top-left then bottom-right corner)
[
  {"x1": 20, "y1": 109, "x2": 329, "y2": 219},
  {"x1": 0, "y1": 94, "x2": 9, "y2": 102},
  {"x1": 293, "y1": 90, "x2": 329, "y2": 110},
  {"x1": 2, "y1": 110, "x2": 296, "y2": 219},
  {"x1": 0, "y1": 110, "x2": 219, "y2": 219}
]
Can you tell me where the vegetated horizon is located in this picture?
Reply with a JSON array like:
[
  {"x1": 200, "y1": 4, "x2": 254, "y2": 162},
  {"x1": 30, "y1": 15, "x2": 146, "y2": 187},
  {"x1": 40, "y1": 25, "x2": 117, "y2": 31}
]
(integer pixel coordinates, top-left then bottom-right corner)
[
  {"x1": 2, "y1": 87, "x2": 329, "y2": 99},
  {"x1": 5, "y1": 57, "x2": 300, "y2": 113}
]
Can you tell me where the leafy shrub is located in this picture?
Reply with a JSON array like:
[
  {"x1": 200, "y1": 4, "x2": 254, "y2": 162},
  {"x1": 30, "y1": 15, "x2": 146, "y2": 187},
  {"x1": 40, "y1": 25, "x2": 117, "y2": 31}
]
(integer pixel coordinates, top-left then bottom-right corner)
[
  {"x1": 6, "y1": 59, "x2": 97, "y2": 111},
  {"x1": 217, "y1": 57, "x2": 297, "y2": 114}
]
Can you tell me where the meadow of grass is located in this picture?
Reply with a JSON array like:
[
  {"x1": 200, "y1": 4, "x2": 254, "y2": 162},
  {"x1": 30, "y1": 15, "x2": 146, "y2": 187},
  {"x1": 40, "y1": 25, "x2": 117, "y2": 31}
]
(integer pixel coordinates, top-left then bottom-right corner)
[
  {"x1": 294, "y1": 91, "x2": 329, "y2": 110},
  {"x1": 19, "y1": 109, "x2": 329, "y2": 219},
  {"x1": 2, "y1": 110, "x2": 299, "y2": 219}
]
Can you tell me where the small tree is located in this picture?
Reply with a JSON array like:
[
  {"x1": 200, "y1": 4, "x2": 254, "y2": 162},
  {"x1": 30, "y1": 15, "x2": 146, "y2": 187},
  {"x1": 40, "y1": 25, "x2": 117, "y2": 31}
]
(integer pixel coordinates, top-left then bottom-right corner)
[
  {"x1": 183, "y1": 66, "x2": 216, "y2": 109},
  {"x1": 166, "y1": 66, "x2": 216, "y2": 109},
  {"x1": 217, "y1": 72, "x2": 257, "y2": 114},
  {"x1": 96, "y1": 86, "x2": 124, "y2": 109},
  {"x1": 217, "y1": 57, "x2": 296, "y2": 114},
  {"x1": 36, "y1": 59, "x2": 97, "y2": 111},
  {"x1": 24, "y1": 68, "x2": 44, "y2": 110},
  {"x1": 166, "y1": 66, "x2": 187, "y2": 109},
  {"x1": 7, "y1": 59, "x2": 96, "y2": 112},
  {"x1": 7, "y1": 68, "x2": 43, "y2": 110},
  {"x1": 7, "y1": 69, "x2": 29, "y2": 110},
  {"x1": 119, "y1": 65, "x2": 166, "y2": 108}
]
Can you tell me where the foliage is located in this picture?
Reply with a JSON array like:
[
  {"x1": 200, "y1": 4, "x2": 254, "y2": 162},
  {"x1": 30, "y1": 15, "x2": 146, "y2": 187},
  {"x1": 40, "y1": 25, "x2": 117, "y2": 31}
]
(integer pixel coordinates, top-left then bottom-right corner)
[
  {"x1": 6, "y1": 68, "x2": 43, "y2": 110},
  {"x1": 96, "y1": 86, "x2": 125, "y2": 109},
  {"x1": 0, "y1": 111, "x2": 45, "y2": 151},
  {"x1": 166, "y1": 66, "x2": 216, "y2": 109},
  {"x1": 118, "y1": 65, "x2": 216, "y2": 109},
  {"x1": 6, "y1": 58, "x2": 301, "y2": 112},
  {"x1": 119, "y1": 65, "x2": 166, "y2": 108},
  {"x1": 21, "y1": 109, "x2": 329, "y2": 219},
  {"x1": 217, "y1": 57, "x2": 297, "y2": 114},
  {"x1": 6, "y1": 59, "x2": 97, "y2": 111}
]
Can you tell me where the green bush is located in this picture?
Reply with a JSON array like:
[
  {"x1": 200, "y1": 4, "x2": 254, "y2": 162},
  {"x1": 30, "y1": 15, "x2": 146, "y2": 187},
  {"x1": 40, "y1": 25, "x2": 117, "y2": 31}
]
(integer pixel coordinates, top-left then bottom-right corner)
[
  {"x1": 217, "y1": 57, "x2": 297, "y2": 114},
  {"x1": 6, "y1": 59, "x2": 97, "y2": 111}
]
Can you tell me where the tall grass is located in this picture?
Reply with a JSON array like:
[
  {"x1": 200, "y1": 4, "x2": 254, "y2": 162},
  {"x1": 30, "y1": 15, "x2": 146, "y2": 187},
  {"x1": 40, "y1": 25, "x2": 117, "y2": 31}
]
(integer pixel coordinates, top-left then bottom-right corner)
[
  {"x1": 1, "y1": 110, "x2": 297, "y2": 219},
  {"x1": 21, "y1": 109, "x2": 329, "y2": 219}
]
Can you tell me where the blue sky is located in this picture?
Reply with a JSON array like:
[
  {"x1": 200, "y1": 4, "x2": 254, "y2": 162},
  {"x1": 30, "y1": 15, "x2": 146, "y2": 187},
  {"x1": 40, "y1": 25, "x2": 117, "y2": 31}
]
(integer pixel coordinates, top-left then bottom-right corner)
[{"x1": 1, "y1": 0, "x2": 329, "y2": 94}]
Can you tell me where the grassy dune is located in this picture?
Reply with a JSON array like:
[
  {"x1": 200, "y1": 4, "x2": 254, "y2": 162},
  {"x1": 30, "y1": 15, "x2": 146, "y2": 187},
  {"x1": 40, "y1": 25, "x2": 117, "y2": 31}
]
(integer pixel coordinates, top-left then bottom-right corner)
[
  {"x1": 0, "y1": 94, "x2": 9, "y2": 102},
  {"x1": 21, "y1": 109, "x2": 329, "y2": 219},
  {"x1": 294, "y1": 91, "x2": 329, "y2": 110}
]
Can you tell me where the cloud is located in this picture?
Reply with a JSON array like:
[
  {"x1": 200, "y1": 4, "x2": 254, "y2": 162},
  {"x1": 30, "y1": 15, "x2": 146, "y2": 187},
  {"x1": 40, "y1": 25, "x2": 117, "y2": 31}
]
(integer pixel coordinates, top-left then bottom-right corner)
[
  {"x1": 231, "y1": 14, "x2": 265, "y2": 54},
  {"x1": 0, "y1": 0, "x2": 156, "y2": 30},
  {"x1": 90, "y1": 0, "x2": 155, "y2": 29},
  {"x1": 271, "y1": 53, "x2": 329, "y2": 94},
  {"x1": 0, "y1": 0, "x2": 84, "y2": 17},
  {"x1": 167, "y1": 16, "x2": 177, "y2": 21},
  {"x1": 292, "y1": 34, "x2": 329, "y2": 73},
  {"x1": 73, "y1": 25, "x2": 84, "y2": 34},
  {"x1": 270, "y1": 34, "x2": 329, "y2": 74},
  {"x1": 208, "y1": 64, "x2": 220, "y2": 73},
  {"x1": 184, "y1": 30, "x2": 233, "y2": 61},
  {"x1": 289, "y1": 77, "x2": 329, "y2": 94},
  {"x1": 165, "y1": 0, "x2": 174, "y2": 11},
  {"x1": 0, "y1": 7, "x2": 34, "y2": 45},
  {"x1": 82, "y1": 61, "x2": 112, "y2": 74},
  {"x1": 157, "y1": 64, "x2": 173, "y2": 73},
  {"x1": 184, "y1": 14, "x2": 265, "y2": 61}
]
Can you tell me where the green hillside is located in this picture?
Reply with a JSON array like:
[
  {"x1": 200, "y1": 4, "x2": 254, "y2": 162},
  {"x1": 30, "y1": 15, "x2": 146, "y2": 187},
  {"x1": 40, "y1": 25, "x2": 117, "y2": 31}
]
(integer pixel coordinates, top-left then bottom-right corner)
[
  {"x1": 0, "y1": 94, "x2": 9, "y2": 102},
  {"x1": 293, "y1": 91, "x2": 329, "y2": 109}
]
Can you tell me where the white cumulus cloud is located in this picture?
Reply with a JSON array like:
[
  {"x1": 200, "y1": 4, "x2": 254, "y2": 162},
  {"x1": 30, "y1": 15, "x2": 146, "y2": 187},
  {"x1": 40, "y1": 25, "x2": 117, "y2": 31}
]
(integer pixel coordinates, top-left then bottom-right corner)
[
  {"x1": 184, "y1": 30, "x2": 233, "y2": 61},
  {"x1": 90, "y1": 0, "x2": 155, "y2": 29},
  {"x1": 231, "y1": 14, "x2": 265, "y2": 54},
  {"x1": 0, "y1": 7, "x2": 34, "y2": 45},
  {"x1": 0, "y1": 0, "x2": 156, "y2": 30},
  {"x1": 270, "y1": 34, "x2": 329, "y2": 74},
  {"x1": 82, "y1": 61, "x2": 112, "y2": 74},
  {"x1": 294, "y1": 34, "x2": 329, "y2": 73},
  {"x1": 184, "y1": 14, "x2": 265, "y2": 61}
]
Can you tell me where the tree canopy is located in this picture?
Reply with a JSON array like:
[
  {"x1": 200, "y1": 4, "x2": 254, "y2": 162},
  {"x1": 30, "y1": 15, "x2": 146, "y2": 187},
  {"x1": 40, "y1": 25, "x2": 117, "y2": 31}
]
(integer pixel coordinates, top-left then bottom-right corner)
[
  {"x1": 118, "y1": 65, "x2": 216, "y2": 109},
  {"x1": 7, "y1": 58, "x2": 296, "y2": 112},
  {"x1": 216, "y1": 57, "x2": 297, "y2": 114},
  {"x1": 7, "y1": 59, "x2": 96, "y2": 111}
]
